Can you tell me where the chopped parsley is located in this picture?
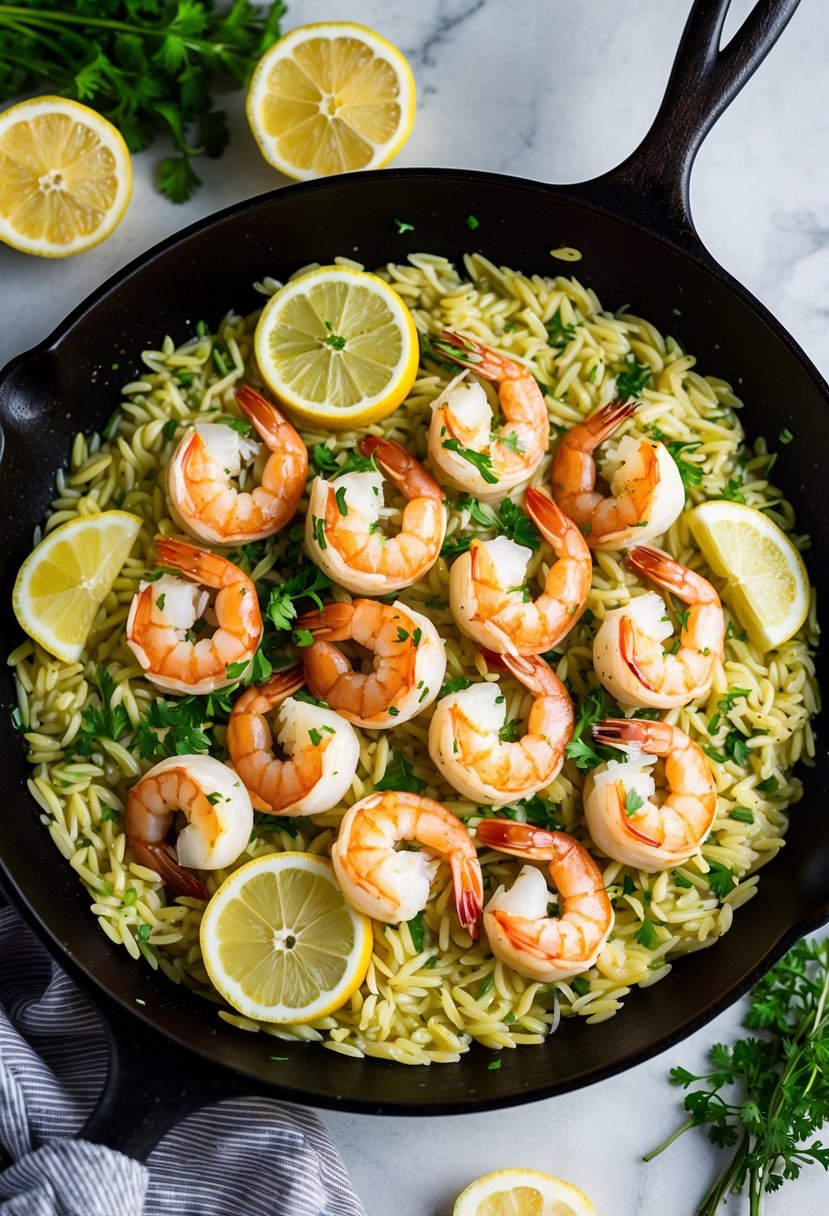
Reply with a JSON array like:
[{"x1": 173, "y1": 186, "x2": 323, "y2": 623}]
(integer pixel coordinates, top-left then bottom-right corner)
[
  {"x1": 615, "y1": 359, "x2": 651, "y2": 401},
  {"x1": 374, "y1": 750, "x2": 427, "y2": 794},
  {"x1": 465, "y1": 214, "x2": 480, "y2": 230},
  {"x1": 496, "y1": 498, "x2": 540, "y2": 551},
  {"x1": 441, "y1": 438, "x2": 499, "y2": 485},
  {"x1": 779, "y1": 427, "x2": 793, "y2": 444},
  {"x1": 266, "y1": 560, "x2": 331, "y2": 631},
  {"x1": 635, "y1": 919, "x2": 659, "y2": 949},
  {"x1": 625, "y1": 789, "x2": 645, "y2": 816},
  {"x1": 407, "y1": 911, "x2": 425, "y2": 952},
  {"x1": 134, "y1": 696, "x2": 211, "y2": 759},
  {"x1": 323, "y1": 321, "x2": 346, "y2": 351},
  {"x1": 731, "y1": 807, "x2": 754, "y2": 824},
  {"x1": 565, "y1": 685, "x2": 624, "y2": 771},
  {"x1": 720, "y1": 476, "x2": 747, "y2": 503},
  {"x1": 652, "y1": 427, "x2": 703, "y2": 491},
  {"x1": 439, "y1": 675, "x2": 473, "y2": 699},
  {"x1": 705, "y1": 862, "x2": 735, "y2": 899},
  {"x1": 394, "y1": 218, "x2": 415, "y2": 234},
  {"x1": 66, "y1": 666, "x2": 131, "y2": 759},
  {"x1": 498, "y1": 718, "x2": 521, "y2": 743},
  {"x1": 311, "y1": 444, "x2": 338, "y2": 474},
  {"x1": 334, "y1": 486, "x2": 349, "y2": 516},
  {"x1": 545, "y1": 308, "x2": 577, "y2": 348}
]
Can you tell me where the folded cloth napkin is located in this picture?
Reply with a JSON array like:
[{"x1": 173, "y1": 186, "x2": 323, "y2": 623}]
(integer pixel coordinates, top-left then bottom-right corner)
[{"x1": 0, "y1": 905, "x2": 366, "y2": 1216}]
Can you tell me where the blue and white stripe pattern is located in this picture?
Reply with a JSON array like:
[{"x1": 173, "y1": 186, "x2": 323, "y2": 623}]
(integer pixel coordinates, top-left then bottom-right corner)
[{"x1": 0, "y1": 907, "x2": 366, "y2": 1216}]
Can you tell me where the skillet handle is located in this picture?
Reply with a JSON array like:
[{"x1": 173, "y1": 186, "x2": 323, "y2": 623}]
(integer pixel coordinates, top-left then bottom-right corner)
[
  {"x1": 578, "y1": 0, "x2": 801, "y2": 245},
  {"x1": 79, "y1": 985, "x2": 260, "y2": 1161}
]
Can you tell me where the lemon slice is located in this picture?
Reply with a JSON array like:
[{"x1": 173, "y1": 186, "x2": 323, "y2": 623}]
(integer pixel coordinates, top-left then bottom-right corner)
[
  {"x1": 687, "y1": 499, "x2": 810, "y2": 651},
  {"x1": 453, "y1": 1170, "x2": 596, "y2": 1216},
  {"x1": 13, "y1": 511, "x2": 143, "y2": 663},
  {"x1": 246, "y1": 22, "x2": 416, "y2": 180},
  {"x1": 0, "y1": 96, "x2": 132, "y2": 258},
  {"x1": 200, "y1": 853, "x2": 373, "y2": 1023},
  {"x1": 255, "y1": 264, "x2": 418, "y2": 429}
]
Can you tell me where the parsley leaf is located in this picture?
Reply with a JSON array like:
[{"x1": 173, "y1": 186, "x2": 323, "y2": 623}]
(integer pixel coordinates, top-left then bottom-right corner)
[
  {"x1": 616, "y1": 359, "x2": 651, "y2": 401},
  {"x1": 374, "y1": 750, "x2": 427, "y2": 794},
  {"x1": 134, "y1": 697, "x2": 211, "y2": 759},
  {"x1": 441, "y1": 439, "x2": 499, "y2": 485},
  {"x1": 545, "y1": 308, "x2": 577, "y2": 347},
  {"x1": 439, "y1": 676, "x2": 473, "y2": 699},
  {"x1": 66, "y1": 666, "x2": 130, "y2": 758},
  {"x1": 496, "y1": 498, "x2": 540, "y2": 550},
  {"x1": 565, "y1": 686, "x2": 624, "y2": 771},
  {"x1": 266, "y1": 561, "x2": 331, "y2": 631}
]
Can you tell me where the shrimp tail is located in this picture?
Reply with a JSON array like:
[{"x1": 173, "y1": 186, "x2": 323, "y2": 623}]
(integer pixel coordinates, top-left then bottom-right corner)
[
  {"x1": 154, "y1": 536, "x2": 236, "y2": 590},
  {"x1": 451, "y1": 855, "x2": 484, "y2": 939},
  {"x1": 524, "y1": 488, "x2": 591, "y2": 561},
  {"x1": 582, "y1": 399, "x2": 638, "y2": 445},
  {"x1": 592, "y1": 717, "x2": 650, "y2": 747},
  {"x1": 132, "y1": 839, "x2": 209, "y2": 901},
  {"x1": 619, "y1": 615, "x2": 658, "y2": 692},
  {"x1": 437, "y1": 329, "x2": 483, "y2": 367},
  {"x1": 481, "y1": 649, "x2": 558, "y2": 695},
  {"x1": 295, "y1": 602, "x2": 354, "y2": 641},
  {"x1": 628, "y1": 546, "x2": 687, "y2": 596},
  {"x1": 359, "y1": 436, "x2": 442, "y2": 500},
  {"x1": 254, "y1": 664, "x2": 306, "y2": 705},
  {"x1": 476, "y1": 818, "x2": 559, "y2": 858},
  {"x1": 235, "y1": 385, "x2": 291, "y2": 445}
]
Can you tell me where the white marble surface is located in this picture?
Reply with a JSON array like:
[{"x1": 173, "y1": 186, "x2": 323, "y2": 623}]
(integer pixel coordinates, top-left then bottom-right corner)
[{"x1": 2, "y1": 1, "x2": 829, "y2": 1212}]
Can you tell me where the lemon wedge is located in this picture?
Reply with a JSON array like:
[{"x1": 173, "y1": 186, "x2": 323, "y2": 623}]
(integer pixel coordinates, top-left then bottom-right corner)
[
  {"x1": 0, "y1": 96, "x2": 132, "y2": 258},
  {"x1": 687, "y1": 499, "x2": 810, "y2": 651},
  {"x1": 254, "y1": 264, "x2": 418, "y2": 429},
  {"x1": 453, "y1": 1169, "x2": 597, "y2": 1216},
  {"x1": 200, "y1": 853, "x2": 373, "y2": 1023},
  {"x1": 13, "y1": 511, "x2": 143, "y2": 663},
  {"x1": 246, "y1": 22, "x2": 416, "y2": 180}
]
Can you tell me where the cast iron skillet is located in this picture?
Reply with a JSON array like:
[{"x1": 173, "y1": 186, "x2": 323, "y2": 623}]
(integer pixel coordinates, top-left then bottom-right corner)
[{"x1": 1, "y1": 0, "x2": 826, "y2": 1160}]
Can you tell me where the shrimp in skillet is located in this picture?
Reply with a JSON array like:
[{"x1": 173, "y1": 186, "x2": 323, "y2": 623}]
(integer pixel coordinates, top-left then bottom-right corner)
[
  {"x1": 305, "y1": 436, "x2": 446, "y2": 594},
  {"x1": 125, "y1": 755, "x2": 253, "y2": 899},
  {"x1": 332, "y1": 791, "x2": 484, "y2": 938},
  {"x1": 226, "y1": 666, "x2": 359, "y2": 816},
  {"x1": 476, "y1": 819, "x2": 613, "y2": 982},
  {"x1": 166, "y1": 386, "x2": 307, "y2": 546},
  {"x1": 593, "y1": 545, "x2": 724, "y2": 708},
  {"x1": 427, "y1": 332, "x2": 550, "y2": 502},
  {"x1": 583, "y1": 719, "x2": 717, "y2": 871},
  {"x1": 125, "y1": 538, "x2": 262, "y2": 695},
  {"x1": 449, "y1": 488, "x2": 591, "y2": 655},
  {"x1": 428, "y1": 652, "x2": 573, "y2": 806},
  {"x1": 551, "y1": 400, "x2": 684, "y2": 549},
  {"x1": 297, "y1": 598, "x2": 446, "y2": 728}
]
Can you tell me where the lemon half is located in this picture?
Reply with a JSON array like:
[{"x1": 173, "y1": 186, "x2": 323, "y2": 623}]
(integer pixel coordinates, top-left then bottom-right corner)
[
  {"x1": 453, "y1": 1169, "x2": 597, "y2": 1216},
  {"x1": 246, "y1": 22, "x2": 416, "y2": 180},
  {"x1": 200, "y1": 852, "x2": 373, "y2": 1023},
  {"x1": 13, "y1": 511, "x2": 143, "y2": 663},
  {"x1": 0, "y1": 96, "x2": 132, "y2": 258},
  {"x1": 687, "y1": 499, "x2": 810, "y2": 652},
  {"x1": 254, "y1": 264, "x2": 418, "y2": 429}
]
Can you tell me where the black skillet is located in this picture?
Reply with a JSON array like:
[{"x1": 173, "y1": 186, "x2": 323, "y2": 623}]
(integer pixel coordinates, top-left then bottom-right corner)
[{"x1": 1, "y1": 0, "x2": 826, "y2": 1161}]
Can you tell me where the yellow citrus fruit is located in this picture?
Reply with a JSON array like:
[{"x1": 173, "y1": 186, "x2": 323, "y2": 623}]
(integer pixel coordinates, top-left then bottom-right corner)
[
  {"x1": 200, "y1": 853, "x2": 373, "y2": 1023},
  {"x1": 0, "y1": 96, "x2": 132, "y2": 258},
  {"x1": 254, "y1": 264, "x2": 419, "y2": 429},
  {"x1": 12, "y1": 511, "x2": 143, "y2": 663},
  {"x1": 453, "y1": 1169, "x2": 597, "y2": 1216},
  {"x1": 687, "y1": 499, "x2": 811, "y2": 652},
  {"x1": 246, "y1": 21, "x2": 416, "y2": 180}
]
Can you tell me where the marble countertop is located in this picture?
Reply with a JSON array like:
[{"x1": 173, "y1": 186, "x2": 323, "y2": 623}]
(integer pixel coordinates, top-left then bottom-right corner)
[{"x1": 2, "y1": 1, "x2": 828, "y2": 1212}]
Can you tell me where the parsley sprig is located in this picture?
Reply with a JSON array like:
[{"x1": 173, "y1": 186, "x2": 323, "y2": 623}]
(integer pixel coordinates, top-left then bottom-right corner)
[
  {"x1": 66, "y1": 666, "x2": 130, "y2": 758},
  {"x1": 0, "y1": 1, "x2": 287, "y2": 202},
  {"x1": 646, "y1": 937, "x2": 829, "y2": 1214},
  {"x1": 564, "y1": 685, "x2": 624, "y2": 771}
]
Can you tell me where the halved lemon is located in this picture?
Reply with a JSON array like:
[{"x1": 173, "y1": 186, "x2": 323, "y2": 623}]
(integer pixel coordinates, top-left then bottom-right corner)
[
  {"x1": 246, "y1": 22, "x2": 416, "y2": 180},
  {"x1": 200, "y1": 853, "x2": 373, "y2": 1023},
  {"x1": 254, "y1": 264, "x2": 419, "y2": 429},
  {"x1": 453, "y1": 1169, "x2": 596, "y2": 1216},
  {"x1": 13, "y1": 511, "x2": 143, "y2": 663},
  {"x1": 0, "y1": 96, "x2": 132, "y2": 258},
  {"x1": 688, "y1": 499, "x2": 811, "y2": 651}
]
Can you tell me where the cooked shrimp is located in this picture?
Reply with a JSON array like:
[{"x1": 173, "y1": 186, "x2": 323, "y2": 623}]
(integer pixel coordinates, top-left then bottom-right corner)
[
  {"x1": 593, "y1": 545, "x2": 724, "y2": 708},
  {"x1": 305, "y1": 436, "x2": 446, "y2": 594},
  {"x1": 428, "y1": 652, "x2": 573, "y2": 806},
  {"x1": 583, "y1": 719, "x2": 717, "y2": 871},
  {"x1": 449, "y1": 487, "x2": 592, "y2": 655},
  {"x1": 297, "y1": 598, "x2": 446, "y2": 729},
  {"x1": 166, "y1": 386, "x2": 307, "y2": 546},
  {"x1": 331, "y1": 791, "x2": 484, "y2": 937},
  {"x1": 125, "y1": 537, "x2": 262, "y2": 695},
  {"x1": 551, "y1": 400, "x2": 684, "y2": 549},
  {"x1": 125, "y1": 754, "x2": 253, "y2": 899},
  {"x1": 427, "y1": 331, "x2": 550, "y2": 502},
  {"x1": 226, "y1": 665, "x2": 360, "y2": 816},
  {"x1": 476, "y1": 819, "x2": 614, "y2": 982}
]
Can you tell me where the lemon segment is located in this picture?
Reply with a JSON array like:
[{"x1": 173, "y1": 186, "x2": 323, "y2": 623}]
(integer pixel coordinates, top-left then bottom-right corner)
[
  {"x1": 200, "y1": 853, "x2": 373, "y2": 1023},
  {"x1": 453, "y1": 1169, "x2": 596, "y2": 1216},
  {"x1": 254, "y1": 265, "x2": 419, "y2": 429},
  {"x1": 687, "y1": 500, "x2": 810, "y2": 652},
  {"x1": 246, "y1": 22, "x2": 416, "y2": 180},
  {"x1": 12, "y1": 511, "x2": 143, "y2": 663},
  {"x1": 0, "y1": 96, "x2": 132, "y2": 258}
]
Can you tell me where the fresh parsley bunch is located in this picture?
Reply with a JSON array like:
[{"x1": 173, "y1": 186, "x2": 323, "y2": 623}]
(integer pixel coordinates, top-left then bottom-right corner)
[
  {"x1": 647, "y1": 937, "x2": 829, "y2": 1214},
  {"x1": 0, "y1": 0, "x2": 287, "y2": 201}
]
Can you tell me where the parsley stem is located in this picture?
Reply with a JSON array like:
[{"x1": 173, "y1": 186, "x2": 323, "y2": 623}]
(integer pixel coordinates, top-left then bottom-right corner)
[
  {"x1": 0, "y1": 6, "x2": 188, "y2": 37},
  {"x1": 641, "y1": 1117, "x2": 695, "y2": 1161},
  {"x1": 695, "y1": 1130, "x2": 750, "y2": 1216}
]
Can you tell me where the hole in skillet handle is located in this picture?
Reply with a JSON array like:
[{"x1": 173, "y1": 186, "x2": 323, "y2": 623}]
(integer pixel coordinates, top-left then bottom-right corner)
[{"x1": 576, "y1": 0, "x2": 803, "y2": 249}]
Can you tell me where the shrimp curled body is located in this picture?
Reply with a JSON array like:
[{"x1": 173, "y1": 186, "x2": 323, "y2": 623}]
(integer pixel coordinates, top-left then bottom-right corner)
[
  {"x1": 125, "y1": 537, "x2": 262, "y2": 695},
  {"x1": 125, "y1": 754, "x2": 253, "y2": 900},
  {"x1": 226, "y1": 666, "x2": 360, "y2": 816},
  {"x1": 583, "y1": 719, "x2": 717, "y2": 871},
  {"x1": 551, "y1": 400, "x2": 685, "y2": 549},
  {"x1": 427, "y1": 332, "x2": 550, "y2": 502},
  {"x1": 331, "y1": 791, "x2": 484, "y2": 937},
  {"x1": 593, "y1": 545, "x2": 724, "y2": 708},
  {"x1": 428, "y1": 652, "x2": 573, "y2": 806},
  {"x1": 449, "y1": 488, "x2": 592, "y2": 655},
  {"x1": 305, "y1": 437, "x2": 446, "y2": 594},
  {"x1": 166, "y1": 386, "x2": 308, "y2": 546},
  {"x1": 476, "y1": 819, "x2": 614, "y2": 982},
  {"x1": 298, "y1": 598, "x2": 446, "y2": 728}
]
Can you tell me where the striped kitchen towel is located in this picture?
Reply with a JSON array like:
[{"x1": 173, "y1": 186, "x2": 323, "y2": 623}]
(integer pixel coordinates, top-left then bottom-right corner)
[{"x1": 0, "y1": 905, "x2": 366, "y2": 1216}]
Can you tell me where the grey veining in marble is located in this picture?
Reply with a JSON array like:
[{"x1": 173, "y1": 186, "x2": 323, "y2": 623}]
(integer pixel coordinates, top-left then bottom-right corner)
[{"x1": 2, "y1": 2, "x2": 829, "y2": 1213}]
